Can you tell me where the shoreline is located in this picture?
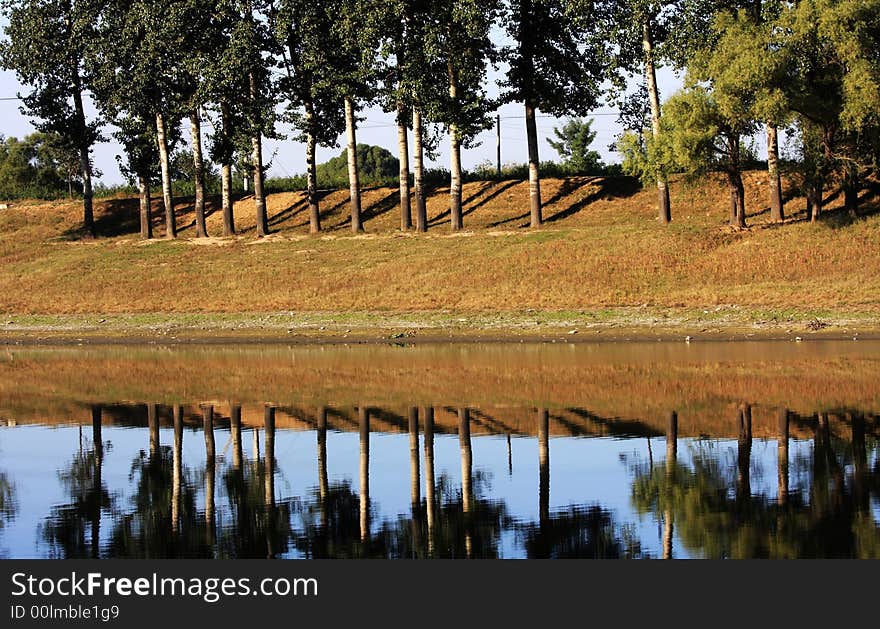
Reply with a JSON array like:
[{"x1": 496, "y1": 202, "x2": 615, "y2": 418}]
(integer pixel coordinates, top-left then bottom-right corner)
[{"x1": 1, "y1": 309, "x2": 878, "y2": 345}]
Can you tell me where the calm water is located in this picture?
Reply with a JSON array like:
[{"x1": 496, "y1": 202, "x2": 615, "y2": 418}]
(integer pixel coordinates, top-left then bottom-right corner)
[{"x1": 0, "y1": 341, "x2": 878, "y2": 559}]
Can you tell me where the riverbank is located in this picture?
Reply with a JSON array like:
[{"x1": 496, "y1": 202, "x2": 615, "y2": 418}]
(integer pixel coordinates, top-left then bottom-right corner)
[
  {"x1": 1, "y1": 307, "x2": 878, "y2": 345},
  {"x1": 2, "y1": 173, "x2": 879, "y2": 341}
]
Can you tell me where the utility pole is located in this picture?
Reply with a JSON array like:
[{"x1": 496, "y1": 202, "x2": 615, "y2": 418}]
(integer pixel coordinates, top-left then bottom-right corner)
[{"x1": 496, "y1": 114, "x2": 502, "y2": 177}]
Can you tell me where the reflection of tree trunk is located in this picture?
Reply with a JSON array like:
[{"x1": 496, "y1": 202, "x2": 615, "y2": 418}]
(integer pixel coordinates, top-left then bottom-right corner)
[
  {"x1": 91, "y1": 405, "x2": 102, "y2": 558},
  {"x1": 91, "y1": 405, "x2": 103, "y2": 461},
  {"x1": 663, "y1": 411, "x2": 677, "y2": 560},
  {"x1": 253, "y1": 427, "x2": 260, "y2": 461},
  {"x1": 203, "y1": 405, "x2": 215, "y2": 460},
  {"x1": 203, "y1": 405, "x2": 215, "y2": 550},
  {"x1": 423, "y1": 406, "x2": 436, "y2": 557},
  {"x1": 264, "y1": 406, "x2": 276, "y2": 559},
  {"x1": 459, "y1": 408, "x2": 473, "y2": 558},
  {"x1": 408, "y1": 408, "x2": 420, "y2": 510},
  {"x1": 264, "y1": 407, "x2": 275, "y2": 508},
  {"x1": 408, "y1": 407, "x2": 420, "y2": 558},
  {"x1": 359, "y1": 407, "x2": 370, "y2": 547},
  {"x1": 172, "y1": 405, "x2": 183, "y2": 536},
  {"x1": 317, "y1": 407, "x2": 328, "y2": 529},
  {"x1": 777, "y1": 409, "x2": 789, "y2": 507},
  {"x1": 737, "y1": 404, "x2": 752, "y2": 502},
  {"x1": 230, "y1": 405, "x2": 242, "y2": 471},
  {"x1": 538, "y1": 409, "x2": 549, "y2": 525},
  {"x1": 148, "y1": 403, "x2": 160, "y2": 459},
  {"x1": 507, "y1": 433, "x2": 513, "y2": 477},
  {"x1": 851, "y1": 413, "x2": 868, "y2": 512}
]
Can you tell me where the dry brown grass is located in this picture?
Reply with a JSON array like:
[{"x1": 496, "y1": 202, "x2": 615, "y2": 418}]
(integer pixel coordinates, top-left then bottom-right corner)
[
  {"x1": 0, "y1": 172, "x2": 879, "y2": 317},
  {"x1": 1, "y1": 344, "x2": 878, "y2": 439}
]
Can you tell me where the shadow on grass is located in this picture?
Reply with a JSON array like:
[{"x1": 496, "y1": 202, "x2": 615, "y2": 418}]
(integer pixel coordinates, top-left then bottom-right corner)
[{"x1": 544, "y1": 177, "x2": 640, "y2": 224}]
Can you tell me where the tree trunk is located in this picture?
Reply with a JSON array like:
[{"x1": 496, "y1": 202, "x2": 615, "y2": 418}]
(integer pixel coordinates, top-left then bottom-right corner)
[
  {"x1": 727, "y1": 170, "x2": 747, "y2": 229},
  {"x1": 767, "y1": 124, "x2": 784, "y2": 222},
  {"x1": 345, "y1": 97, "x2": 363, "y2": 233},
  {"x1": 412, "y1": 107, "x2": 428, "y2": 232},
  {"x1": 525, "y1": 101, "x2": 542, "y2": 227},
  {"x1": 251, "y1": 132, "x2": 268, "y2": 237},
  {"x1": 138, "y1": 173, "x2": 152, "y2": 240},
  {"x1": 643, "y1": 21, "x2": 671, "y2": 224},
  {"x1": 448, "y1": 62, "x2": 464, "y2": 231},
  {"x1": 809, "y1": 182, "x2": 823, "y2": 222},
  {"x1": 190, "y1": 109, "x2": 207, "y2": 237},
  {"x1": 220, "y1": 105, "x2": 235, "y2": 236},
  {"x1": 71, "y1": 77, "x2": 95, "y2": 238},
  {"x1": 156, "y1": 112, "x2": 176, "y2": 238},
  {"x1": 844, "y1": 163, "x2": 860, "y2": 218},
  {"x1": 248, "y1": 65, "x2": 269, "y2": 238},
  {"x1": 305, "y1": 101, "x2": 321, "y2": 233},
  {"x1": 397, "y1": 101, "x2": 412, "y2": 231}
]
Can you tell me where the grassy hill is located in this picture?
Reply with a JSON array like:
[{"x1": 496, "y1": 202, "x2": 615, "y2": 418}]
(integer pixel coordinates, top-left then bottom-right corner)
[{"x1": 1, "y1": 172, "x2": 879, "y2": 339}]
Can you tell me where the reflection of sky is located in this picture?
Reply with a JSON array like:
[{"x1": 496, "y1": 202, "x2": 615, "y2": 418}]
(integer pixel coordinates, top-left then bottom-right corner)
[{"x1": 0, "y1": 422, "x2": 835, "y2": 559}]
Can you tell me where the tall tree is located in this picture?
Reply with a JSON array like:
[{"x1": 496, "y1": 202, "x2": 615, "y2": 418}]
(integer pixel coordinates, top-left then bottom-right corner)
[
  {"x1": 425, "y1": 0, "x2": 499, "y2": 232},
  {"x1": 273, "y1": 0, "x2": 346, "y2": 233},
  {"x1": 0, "y1": 0, "x2": 103, "y2": 237},
  {"x1": 595, "y1": 0, "x2": 686, "y2": 224},
  {"x1": 502, "y1": 0, "x2": 607, "y2": 227}
]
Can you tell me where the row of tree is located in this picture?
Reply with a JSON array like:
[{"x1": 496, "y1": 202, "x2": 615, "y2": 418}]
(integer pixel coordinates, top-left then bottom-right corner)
[{"x1": 1, "y1": 1, "x2": 877, "y2": 240}]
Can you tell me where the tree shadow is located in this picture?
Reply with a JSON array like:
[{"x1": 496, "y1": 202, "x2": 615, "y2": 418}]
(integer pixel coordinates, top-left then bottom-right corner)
[
  {"x1": 270, "y1": 196, "x2": 309, "y2": 228},
  {"x1": 545, "y1": 177, "x2": 640, "y2": 224}
]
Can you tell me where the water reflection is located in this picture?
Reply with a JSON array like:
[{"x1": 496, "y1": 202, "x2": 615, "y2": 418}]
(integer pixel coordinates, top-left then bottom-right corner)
[{"x1": 0, "y1": 343, "x2": 879, "y2": 559}]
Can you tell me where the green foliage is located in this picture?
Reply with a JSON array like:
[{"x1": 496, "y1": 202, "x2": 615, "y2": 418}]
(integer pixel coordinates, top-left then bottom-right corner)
[
  {"x1": 546, "y1": 119, "x2": 604, "y2": 174},
  {"x1": 318, "y1": 144, "x2": 399, "y2": 186},
  {"x1": 0, "y1": 133, "x2": 86, "y2": 199},
  {"x1": 501, "y1": 0, "x2": 606, "y2": 116}
]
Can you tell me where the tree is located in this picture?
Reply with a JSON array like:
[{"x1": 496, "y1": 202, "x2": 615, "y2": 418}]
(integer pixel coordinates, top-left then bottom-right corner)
[
  {"x1": 424, "y1": 0, "x2": 499, "y2": 232},
  {"x1": 621, "y1": 85, "x2": 757, "y2": 228},
  {"x1": 547, "y1": 119, "x2": 604, "y2": 174},
  {"x1": 594, "y1": 0, "x2": 687, "y2": 224},
  {"x1": 0, "y1": 0, "x2": 103, "y2": 237},
  {"x1": 273, "y1": 0, "x2": 346, "y2": 233},
  {"x1": 502, "y1": 0, "x2": 607, "y2": 227},
  {"x1": 323, "y1": 0, "x2": 383, "y2": 233}
]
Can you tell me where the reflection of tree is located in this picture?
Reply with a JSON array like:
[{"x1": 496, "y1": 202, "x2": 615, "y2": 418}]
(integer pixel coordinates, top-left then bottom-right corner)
[
  {"x1": 217, "y1": 407, "x2": 293, "y2": 559},
  {"x1": 632, "y1": 409, "x2": 880, "y2": 559},
  {"x1": 41, "y1": 406, "x2": 112, "y2": 559},
  {"x1": 518, "y1": 409, "x2": 641, "y2": 559}
]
